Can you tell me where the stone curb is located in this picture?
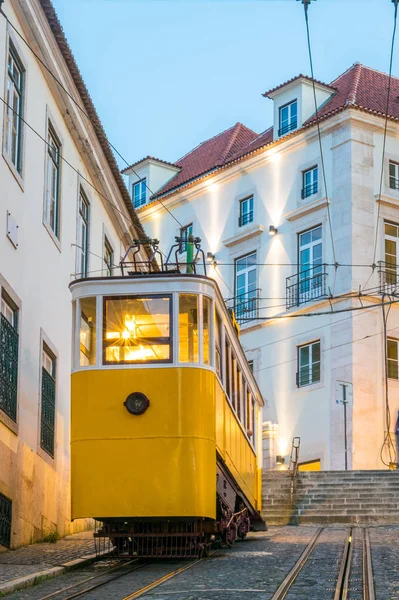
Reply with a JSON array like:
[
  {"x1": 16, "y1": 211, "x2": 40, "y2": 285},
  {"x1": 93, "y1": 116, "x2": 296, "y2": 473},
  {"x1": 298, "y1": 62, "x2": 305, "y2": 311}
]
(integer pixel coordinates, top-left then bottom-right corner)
[{"x1": 0, "y1": 552, "x2": 106, "y2": 596}]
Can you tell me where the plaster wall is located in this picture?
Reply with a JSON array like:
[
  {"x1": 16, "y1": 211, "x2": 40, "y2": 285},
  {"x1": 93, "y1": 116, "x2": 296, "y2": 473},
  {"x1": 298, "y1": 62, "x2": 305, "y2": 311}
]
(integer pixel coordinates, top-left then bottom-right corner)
[{"x1": 0, "y1": 1, "x2": 138, "y2": 547}]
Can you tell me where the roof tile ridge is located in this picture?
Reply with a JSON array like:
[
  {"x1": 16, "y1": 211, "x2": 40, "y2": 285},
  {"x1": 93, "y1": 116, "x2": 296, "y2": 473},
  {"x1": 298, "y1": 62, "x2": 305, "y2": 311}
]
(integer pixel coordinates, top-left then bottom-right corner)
[
  {"x1": 218, "y1": 122, "x2": 244, "y2": 165},
  {"x1": 330, "y1": 62, "x2": 361, "y2": 86},
  {"x1": 359, "y1": 63, "x2": 399, "y2": 80},
  {"x1": 346, "y1": 63, "x2": 363, "y2": 105},
  {"x1": 175, "y1": 123, "x2": 238, "y2": 164},
  {"x1": 246, "y1": 125, "x2": 274, "y2": 147}
]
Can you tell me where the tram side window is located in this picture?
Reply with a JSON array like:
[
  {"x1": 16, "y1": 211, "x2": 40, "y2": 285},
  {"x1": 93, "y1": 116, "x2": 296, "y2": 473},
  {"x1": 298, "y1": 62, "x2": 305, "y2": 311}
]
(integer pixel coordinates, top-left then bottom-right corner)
[
  {"x1": 80, "y1": 297, "x2": 96, "y2": 366},
  {"x1": 237, "y1": 368, "x2": 242, "y2": 421},
  {"x1": 203, "y1": 296, "x2": 211, "y2": 366},
  {"x1": 215, "y1": 311, "x2": 222, "y2": 379},
  {"x1": 246, "y1": 388, "x2": 252, "y2": 439},
  {"x1": 179, "y1": 294, "x2": 199, "y2": 363},
  {"x1": 225, "y1": 338, "x2": 231, "y2": 400},
  {"x1": 231, "y1": 353, "x2": 238, "y2": 412},
  {"x1": 104, "y1": 296, "x2": 171, "y2": 364}
]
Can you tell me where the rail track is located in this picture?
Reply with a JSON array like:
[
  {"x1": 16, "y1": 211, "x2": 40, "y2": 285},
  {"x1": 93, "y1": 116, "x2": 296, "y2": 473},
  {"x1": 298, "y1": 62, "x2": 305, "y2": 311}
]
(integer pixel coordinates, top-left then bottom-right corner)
[{"x1": 271, "y1": 527, "x2": 375, "y2": 600}]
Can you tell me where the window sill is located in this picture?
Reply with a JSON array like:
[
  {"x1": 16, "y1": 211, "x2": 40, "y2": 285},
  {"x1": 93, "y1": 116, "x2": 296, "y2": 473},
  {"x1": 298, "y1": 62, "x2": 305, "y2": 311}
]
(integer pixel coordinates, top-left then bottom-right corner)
[
  {"x1": 296, "y1": 379, "x2": 324, "y2": 393},
  {"x1": 0, "y1": 408, "x2": 18, "y2": 436},
  {"x1": 223, "y1": 224, "x2": 264, "y2": 247},
  {"x1": 286, "y1": 197, "x2": 329, "y2": 222},
  {"x1": 43, "y1": 220, "x2": 62, "y2": 253},
  {"x1": 37, "y1": 444, "x2": 56, "y2": 467},
  {"x1": 2, "y1": 150, "x2": 24, "y2": 192},
  {"x1": 376, "y1": 193, "x2": 399, "y2": 209}
]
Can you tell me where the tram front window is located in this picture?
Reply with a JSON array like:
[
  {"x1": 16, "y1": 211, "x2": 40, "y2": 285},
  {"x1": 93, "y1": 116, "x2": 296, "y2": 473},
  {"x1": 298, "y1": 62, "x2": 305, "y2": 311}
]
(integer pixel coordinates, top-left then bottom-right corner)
[{"x1": 104, "y1": 296, "x2": 171, "y2": 364}]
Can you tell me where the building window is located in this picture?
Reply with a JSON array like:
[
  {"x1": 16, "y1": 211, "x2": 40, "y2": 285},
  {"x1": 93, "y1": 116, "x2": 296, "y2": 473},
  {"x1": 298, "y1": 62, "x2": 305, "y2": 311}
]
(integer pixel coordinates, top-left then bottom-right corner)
[
  {"x1": 389, "y1": 161, "x2": 399, "y2": 191},
  {"x1": 4, "y1": 43, "x2": 24, "y2": 174},
  {"x1": 297, "y1": 341, "x2": 321, "y2": 387},
  {"x1": 104, "y1": 237, "x2": 114, "y2": 277},
  {"x1": 77, "y1": 189, "x2": 89, "y2": 277},
  {"x1": 132, "y1": 178, "x2": 146, "y2": 208},
  {"x1": 299, "y1": 225, "x2": 323, "y2": 294},
  {"x1": 44, "y1": 124, "x2": 61, "y2": 237},
  {"x1": 0, "y1": 492, "x2": 12, "y2": 548},
  {"x1": 235, "y1": 252, "x2": 258, "y2": 323},
  {"x1": 384, "y1": 222, "x2": 399, "y2": 286},
  {"x1": 248, "y1": 359, "x2": 254, "y2": 373},
  {"x1": 238, "y1": 196, "x2": 254, "y2": 227},
  {"x1": 40, "y1": 345, "x2": 56, "y2": 457},
  {"x1": 0, "y1": 293, "x2": 18, "y2": 421},
  {"x1": 302, "y1": 166, "x2": 318, "y2": 199},
  {"x1": 387, "y1": 338, "x2": 399, "y2": 379},
  {"x1": 180, "y1": 223, "x2": 193, "y2": 252},
  {"x1": 279, "y1": 100, "x2": 297, "y2": 136}
]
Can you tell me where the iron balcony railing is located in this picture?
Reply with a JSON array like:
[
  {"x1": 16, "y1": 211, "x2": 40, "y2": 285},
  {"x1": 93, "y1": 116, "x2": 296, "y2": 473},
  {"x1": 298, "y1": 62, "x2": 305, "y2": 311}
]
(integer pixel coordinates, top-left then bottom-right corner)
[
  {"x1": 286, "y1": 265, "x2": 328, "y2": 309},
  {"x1": 0, "y1": 492, "x2": 12, "y2": 548},
  {"x1": 238, "y1": 211, "x2": 253, "y2": 227},
  {"x1": 378, "y1": 261, "x2": 399, "y2": 295},
  {"x1": 389, "y1": 177, "x2": 399, "y2": 191},
  {"x1": 278, "y1": 120, "x2": 297, "y2": 137},
  {"x1": 226, "y1": 289, "x2": 261, "y2": 325},
  {"x1": 296, "y1": 364, "x2": 321, "y2": 387},
  {"x1": 0, "y1": 313, "x2": 18, "y2": 422},
  {"x1": 41, "y1": 367, "x2": 56, "y2": 457},
  {"x1": 301, "y1": 182, "x2": 318, "y2": 199}
]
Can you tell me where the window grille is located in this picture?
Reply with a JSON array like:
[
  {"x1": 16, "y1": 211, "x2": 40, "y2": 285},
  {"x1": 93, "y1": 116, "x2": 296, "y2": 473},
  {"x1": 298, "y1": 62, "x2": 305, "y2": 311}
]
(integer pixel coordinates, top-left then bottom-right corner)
[
  {"x1": 0, "y1": 493, "x2": 12, "y2": 548},
  {"x1": 41, "y1": 364, "x2": 56, "y2": 457},
  {"x1": 0, "y1": 313, "x2": 18, "y2": 421}
]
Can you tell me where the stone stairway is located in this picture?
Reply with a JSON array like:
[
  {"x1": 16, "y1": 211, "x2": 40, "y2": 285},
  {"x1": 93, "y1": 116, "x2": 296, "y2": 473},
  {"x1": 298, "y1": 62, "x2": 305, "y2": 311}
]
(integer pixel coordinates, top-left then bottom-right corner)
[{"x1": 262, "y1": 470, "x2": 399, "y2": 525}]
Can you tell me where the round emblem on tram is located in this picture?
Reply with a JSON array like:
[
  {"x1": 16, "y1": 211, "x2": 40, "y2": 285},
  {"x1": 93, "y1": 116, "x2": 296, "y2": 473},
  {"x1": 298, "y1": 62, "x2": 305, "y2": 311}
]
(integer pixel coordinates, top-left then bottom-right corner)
[{"x1": 124, "y1": 392, "x2": 150, "y2": 415}]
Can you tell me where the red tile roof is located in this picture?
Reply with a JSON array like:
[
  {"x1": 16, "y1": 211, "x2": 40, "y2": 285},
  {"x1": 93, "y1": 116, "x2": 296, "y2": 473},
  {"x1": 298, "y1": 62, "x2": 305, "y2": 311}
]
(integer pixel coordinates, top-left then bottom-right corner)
[
  {"x1": 148, "y1": 63, "x2": 399, "y2": 201},
  {"x1": 263, "y1": 74, "x2": 336, "y2": 98},
  {"x1": 121, "y1": 155, "x2": 180, "y2": 174}
]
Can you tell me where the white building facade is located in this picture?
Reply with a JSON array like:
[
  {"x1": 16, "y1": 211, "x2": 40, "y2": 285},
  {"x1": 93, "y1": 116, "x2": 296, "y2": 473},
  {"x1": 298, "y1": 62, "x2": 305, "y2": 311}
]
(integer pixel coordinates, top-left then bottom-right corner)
[
  {"x1": 126, "y1": 65, "x2": 399, "y2": 473},
  {"x1": 0, "y1": 0, "x2": 146, "y2": 548}
]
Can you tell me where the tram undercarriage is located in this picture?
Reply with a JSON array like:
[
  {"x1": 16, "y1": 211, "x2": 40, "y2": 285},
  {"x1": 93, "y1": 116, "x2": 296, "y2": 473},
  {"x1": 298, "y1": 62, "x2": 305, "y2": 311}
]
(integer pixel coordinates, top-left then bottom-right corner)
[{"x1": 94, "y1": 460, "x2": 265, "y2": 559}]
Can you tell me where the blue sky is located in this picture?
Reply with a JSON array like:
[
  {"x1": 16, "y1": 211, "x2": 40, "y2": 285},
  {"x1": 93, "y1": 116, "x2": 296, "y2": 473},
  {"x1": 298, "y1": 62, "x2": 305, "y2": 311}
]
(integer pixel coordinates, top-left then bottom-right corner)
[{"x1": 52, "y1": 0, "x2": 395, "y2": 168}]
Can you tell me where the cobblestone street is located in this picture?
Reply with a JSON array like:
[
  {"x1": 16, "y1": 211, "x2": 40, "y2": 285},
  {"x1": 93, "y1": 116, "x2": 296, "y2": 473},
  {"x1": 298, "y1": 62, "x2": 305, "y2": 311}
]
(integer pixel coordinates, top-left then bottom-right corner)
[{"x1": 2, "y1": 526, "x2": 398, "y2": 599}]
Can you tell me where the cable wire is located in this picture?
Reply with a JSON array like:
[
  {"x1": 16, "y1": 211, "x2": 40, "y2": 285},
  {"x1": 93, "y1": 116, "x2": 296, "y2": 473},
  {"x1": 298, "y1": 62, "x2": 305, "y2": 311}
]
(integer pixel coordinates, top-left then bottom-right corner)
[
  {"x1": 373, "y1": 0, "x2": 399, "y2": 266},
  {"x1": 0, "y1": 8, "x2": 184, "y2": 230},
  {"x1": 302, "y1": 0, "x2": 337, "y2": 266}
]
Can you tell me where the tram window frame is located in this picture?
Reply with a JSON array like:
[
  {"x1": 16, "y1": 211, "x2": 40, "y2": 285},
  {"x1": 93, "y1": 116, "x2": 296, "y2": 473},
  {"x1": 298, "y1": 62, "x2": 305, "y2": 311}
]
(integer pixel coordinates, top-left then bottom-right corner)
[
  {"x1": 202, "y1": 295, "x2": 212, "y2": 366},
  {"x1": 225, "y1": 337, "x2": 231, "y2": 401},
  {"x1": 102, "y1": 294, "x2": 173, "y2": 365},
  {"x1": 215, "y1": 311, "x2": 223, "y2": 380}
]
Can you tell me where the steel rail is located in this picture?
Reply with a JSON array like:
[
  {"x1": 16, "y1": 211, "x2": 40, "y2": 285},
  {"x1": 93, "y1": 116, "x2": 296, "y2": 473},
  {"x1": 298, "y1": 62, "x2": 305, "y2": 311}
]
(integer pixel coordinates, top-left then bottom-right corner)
[
  {"x1": 363, "y1": 528, "x2": 375, "y2": 600},
  {"x1": 37, "y1": 559, "x2": 144, "y2": 600},
  {"x1": 334, "y1": 528, "x2": 353, "y2": 600},
  {"x1": 270, "y1": 528, "x2": 324, "y2": 600},
  {"x1": 121, "y1": 550, "x2": 219, "y2": 600}
]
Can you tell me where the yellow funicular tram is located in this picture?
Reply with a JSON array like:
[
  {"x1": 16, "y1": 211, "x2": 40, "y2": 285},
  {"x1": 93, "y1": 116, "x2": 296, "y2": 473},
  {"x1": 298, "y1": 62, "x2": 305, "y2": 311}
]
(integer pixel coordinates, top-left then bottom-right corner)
[{"x1": 70, "y1": 238, "x2": 265, "y2": 558}]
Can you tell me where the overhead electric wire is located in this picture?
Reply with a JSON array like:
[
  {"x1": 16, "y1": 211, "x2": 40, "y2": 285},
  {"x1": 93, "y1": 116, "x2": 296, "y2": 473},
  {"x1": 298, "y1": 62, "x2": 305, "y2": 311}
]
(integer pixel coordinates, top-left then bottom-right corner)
[
  {"x1": 372, "y1": 0, "x2": 399, "y2": 266},
  {"x1": 301, "y1": 0, "x2": 337, "y2": 269},
  {"x1": 0, "y1": 7, "x2": 185, "y2": 231}
]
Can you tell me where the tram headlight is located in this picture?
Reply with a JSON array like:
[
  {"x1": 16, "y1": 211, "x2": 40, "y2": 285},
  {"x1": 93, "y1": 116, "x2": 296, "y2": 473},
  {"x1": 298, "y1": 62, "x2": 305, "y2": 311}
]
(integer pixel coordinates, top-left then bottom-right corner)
[{"x1": 124, "y1": 392, "x2": 150, "y2": 415}]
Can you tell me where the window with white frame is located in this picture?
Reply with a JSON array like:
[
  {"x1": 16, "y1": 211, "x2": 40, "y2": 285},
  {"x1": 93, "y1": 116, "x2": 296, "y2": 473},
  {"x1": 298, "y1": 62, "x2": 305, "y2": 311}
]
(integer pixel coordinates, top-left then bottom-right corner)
[
  {"x1": 44, "y1": 123, "x2": 61, "y2": 237},
  {"x1": 4, "y1": 43, "x2": 24, "y2": 173},
  {"x1": 389, "y1": 161, "x2": 399, "y2": 191},
  {"x1": 104, "y1": 236, "x2": 113, "y2": 277},
  {"x1": 40, "y1": 345, "x2": 56, "y2": 457},
  {"x1": 77, "y1": 188, "x2": 89, "y2": 277},
  {"x1": 384, "y1": 222, "x2": 399, "y2": 286},
  {"x1": 302, "y1": 166, "x2": 318, "y2": 199},
  {"x1": 132, "y1": 178, "x2": 146, "y2": 207},
  {"x1": 387, "y1": 338, "x2": 399, "y2": 379},
  {"x1": 297, "y1": 341, "x2": 320, "y2": 387},
  {"x1": 235, "y1": 252, "x2": 258, "y2": 323},
  {"x1": 279, "y1": 100, "x2": 297, "y2": 136},
  {"x1": 0, "y1": 292, "x2": 19, "y2": 422},
  {"x1": 180, "y1": 223, "x2": 193, "y2": 252},
  {"x1": 239, "y1": 196, "x2": 254, "y2": 227}
]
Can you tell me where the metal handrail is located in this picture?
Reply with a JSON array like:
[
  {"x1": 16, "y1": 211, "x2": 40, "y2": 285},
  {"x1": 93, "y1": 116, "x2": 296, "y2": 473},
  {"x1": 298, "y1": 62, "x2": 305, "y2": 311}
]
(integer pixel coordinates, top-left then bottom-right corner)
[
  {"x1": 378, "y1": 260, "x2": 399, "y2": 293},
  {"x1": 289, "y1": 437, "x2": 301, "y2": 477},
  {"x1": 225, "y1": 289, "x2": 261, "y2": 324},
  {"x1": 238, "y1": 211, "x2": 253, "y2": 227}
]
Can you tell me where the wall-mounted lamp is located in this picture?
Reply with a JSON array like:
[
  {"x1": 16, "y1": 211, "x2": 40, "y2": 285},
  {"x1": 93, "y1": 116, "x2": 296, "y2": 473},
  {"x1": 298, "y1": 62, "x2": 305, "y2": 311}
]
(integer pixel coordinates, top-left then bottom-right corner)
[
  {"x1": 206, "y1": 252, "x2": 217, "y2": 266},
  {"x1": 276, "y1": 455, "x2": 285, "y2": 465},
  {"x1": 269, "y1": 225, "x2": 278, "y2": 236}
]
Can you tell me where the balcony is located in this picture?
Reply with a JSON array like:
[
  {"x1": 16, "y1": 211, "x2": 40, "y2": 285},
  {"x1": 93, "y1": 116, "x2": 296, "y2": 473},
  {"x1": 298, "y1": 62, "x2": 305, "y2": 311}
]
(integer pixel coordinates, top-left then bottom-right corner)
[
  {"x1": 226, "y1": 289, "x2": 261, "y2": 325},
  {"x1": 286, "y1": 266, "x2": 328, "y2": 309},
  {"x1": 301, "y1": 182, "x2": 318, "y2": 199},
  {"x1": 378, "y1": 261, "x2": 399, "y2": 295},
  {"x1": 278, "y1": 120, "x2": 297, "y2": 137},
  {"x1": 389, "y1": 177, "x2": 399, "y2": 191},
  {"x1": 238, "y1": 211, "x2": 253, "y2": 227}
]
